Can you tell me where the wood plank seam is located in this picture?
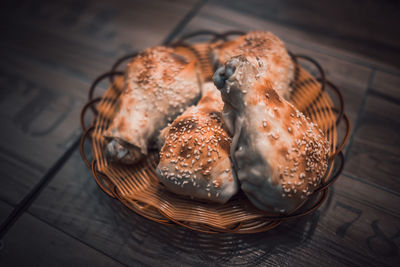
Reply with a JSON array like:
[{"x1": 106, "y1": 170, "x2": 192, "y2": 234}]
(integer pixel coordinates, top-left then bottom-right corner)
[
  {"x1": 334, "y1": 189, "x2": 400, "y2": 219},
  {"x1": 342, "y1": 172, "x2": 400, "y2": 198},
  {"x1": 26, "y1": 211, "x2": 133, "y2": 267},
  {"x1": 279, "y1": 33, "x2": 400, "y2": 77},
  {"x1": 344, "y1": 68, "x2": 376, "y2": 162},
  {"x1": 162, "y1": 0, "x2": 208, "y2": 45},
  {"x1": 0, "y1": 198, "x2": 14, "y2": 209},
  {"x1": 0, "y1": 136, "x2": 81, "y2": 240},
  {"x1": 369, "y1": 89, "x2": 400, "y2": 106},
  {"x1": 1, "y1": 49, "x2": 93, "y2": 85},
  {"x1": 0, "y1": 145, "x2": 46, "y2": 175}
]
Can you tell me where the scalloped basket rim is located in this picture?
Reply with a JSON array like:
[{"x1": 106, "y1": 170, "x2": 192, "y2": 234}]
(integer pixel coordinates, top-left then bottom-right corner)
[{"x1": 80, "y1": 33, "x2": 350, "y2": 234}]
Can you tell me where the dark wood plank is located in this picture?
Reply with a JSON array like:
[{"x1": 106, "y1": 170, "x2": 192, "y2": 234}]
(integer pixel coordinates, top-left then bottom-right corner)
[
  {"x1": 179, "y1": 3, "x2": 399, "y2": 74},
  {"x1": 0, "y1": 0, "x2": 198, "y2": 205},
  {"x1": 28, "y1": 150, "x2": 176, "y2": 266},
  {"x1": 210, "y1": 0, "x2": 400, "y2": 70},
  {"x1": 0, "y1": 59, "x2": 86, "y2": 205},
  {"x1": 0, "y1": 213, "x2": 126, "y2": 267},
  {"x1": 371, "y1": 71, "x2": 400, "y2": 100},
  {"x1": 345, "y1": 71, "x2": 400, "y2": 192},
  {"x1": 1, "y1": 0, "x2": 199, "y2": 79},
  {"x1": 24, "y1": 4, "x2": 400, "y2": 266},
  {"x1": 28, "y1": 149, "x2": 400, "y2": 266},
  {"x1": 0, "y1": 201, "x2": 13, "y2": 227},
  {"x1": 2, "y1": 1, "x2": 399, "y2": 266}
]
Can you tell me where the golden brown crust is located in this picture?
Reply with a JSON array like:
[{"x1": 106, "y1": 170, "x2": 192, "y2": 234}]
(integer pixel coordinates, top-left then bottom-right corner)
[
  {"x1": 104, "y1": 46, "x2": 202, "y2": 163},
  {"x1": 260, "y1": 81, "x2": 330, "y2": 199},
  {"x1": 157, "y1": 83, "x2": 237, "y2": 203},
  {"x1": 160, "y1": 112, "x2": 231, "y2": 178},
  {"x1": 246, "y1": 77, "x2": 330, "y2": 199},
  {"x1": 124, "y1": 46, "x2": 195, "y2": 95},
  {"x1": 211, "y1": 31, "x2": 294, "y2": 100},
  {"x1": 214, "y1": 55, "x2": 329, "y2": 213}
]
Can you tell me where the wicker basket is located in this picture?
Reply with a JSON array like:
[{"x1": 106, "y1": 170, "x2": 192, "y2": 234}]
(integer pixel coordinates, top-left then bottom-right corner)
[{"x1": 80, "y1": 31, "x2": 350, "y2": 234}]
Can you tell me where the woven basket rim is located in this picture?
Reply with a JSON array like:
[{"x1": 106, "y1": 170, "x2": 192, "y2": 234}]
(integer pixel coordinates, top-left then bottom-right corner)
[{"x1": 79, "y1": 30, "x2": 350, "y2": 234}]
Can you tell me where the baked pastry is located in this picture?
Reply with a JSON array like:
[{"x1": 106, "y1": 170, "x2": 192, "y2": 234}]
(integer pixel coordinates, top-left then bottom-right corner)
[
  {"x1": 104, "y1": 46, "x2": 202, "y2": 164},
  {"x1": 213, "y1": 55, "x2": 330, "y2": 214},
  {"x1": 211, "y1": 31, "x2": 294, "y2": 100},
  {"x1": 157, "y1": 82, "x2": 237, "y2": 204}
]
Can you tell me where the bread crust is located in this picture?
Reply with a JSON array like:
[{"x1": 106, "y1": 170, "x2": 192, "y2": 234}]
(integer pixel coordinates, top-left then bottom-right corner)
[
  {"x1": 214, "y1": 55, "x2": 330, "y2": 213},
  {"x1": 104, "y1": 46, "x2": 202, "y2": 163},
  {"x1": 211, "y1": 31, "x2": 294, "y2": 100},
  {"x1": 157, "y1": 83, "x2": 237, "y2": 204}
]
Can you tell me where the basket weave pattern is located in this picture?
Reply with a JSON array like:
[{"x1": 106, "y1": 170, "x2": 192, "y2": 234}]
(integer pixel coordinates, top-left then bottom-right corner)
[{"x1": 80, "y1": 31, "x2": 350, "y2": 234}]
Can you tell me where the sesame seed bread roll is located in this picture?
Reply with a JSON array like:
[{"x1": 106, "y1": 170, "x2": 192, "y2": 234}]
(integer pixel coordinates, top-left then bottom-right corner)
[
  {"x1": 211, "y1": 31, "x2": 294, "y2": 100},
  {"x1": 213, "y1": 55, "x2": 330, "y2": 214},
  {"x1": 157, "y1": 83, "x2": 238, "y2": 204},
  {"x1": 104, "y1": 46, "x2": 202, "y2": 164}
]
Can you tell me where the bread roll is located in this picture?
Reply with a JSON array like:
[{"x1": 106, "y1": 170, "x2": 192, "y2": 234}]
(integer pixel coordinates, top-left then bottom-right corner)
[
  {"x1": 211, "y1": 31, "x2": 294, "y2": 100},
  {"x1": 104, "y1": 46, "x2": 202, "y2": 164},
  {"x1": 157, "y1": 83, "x2": 237, "y2": 204},
  {"x1": 213, "y1": 55, "x2": 330, "y2": 214}
]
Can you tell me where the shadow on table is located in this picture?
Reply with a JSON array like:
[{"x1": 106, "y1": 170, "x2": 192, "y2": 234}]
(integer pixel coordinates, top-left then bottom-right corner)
[{"x1": 102, "y1": 187, "x2": 336, "y2": 266}]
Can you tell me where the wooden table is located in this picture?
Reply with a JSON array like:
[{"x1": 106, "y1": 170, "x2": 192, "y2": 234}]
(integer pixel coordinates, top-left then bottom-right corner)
[{"x1": 0, "y1": 0, "x2": 399, "y2": 266}]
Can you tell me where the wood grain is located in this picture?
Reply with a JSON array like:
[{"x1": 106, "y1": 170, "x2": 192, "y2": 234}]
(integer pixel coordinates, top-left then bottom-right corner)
[
  {"x1": 0, "y1": 0, "x2": 198, "y2": 205},
  {"x1": 1, "y1": 0, "x2": 399, "y2": 266},
  {"x1": 0, "y1": 201, "x2": 13, "y2": 227},
  {"x1": 1, "y1": 0, "x2": 199, "y2": 79},
  {"x1": 210, "y1": 0, "x2": 400, "y2": 70},
  {"x1": 345, "y1": 71, "x2": 400, "y2": 192},
  {"x1": 179, "y1": 3, "x2": 399, "y2": 74},
  {"x1": 28, "y1": 150, "x2": 400, "y2": 266},
  {"x1": 0, "y1": 213, "x2": 126, "y2": 267}
]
